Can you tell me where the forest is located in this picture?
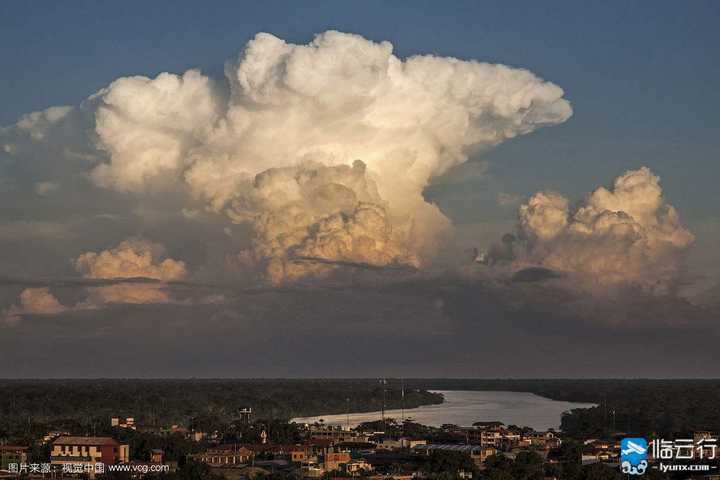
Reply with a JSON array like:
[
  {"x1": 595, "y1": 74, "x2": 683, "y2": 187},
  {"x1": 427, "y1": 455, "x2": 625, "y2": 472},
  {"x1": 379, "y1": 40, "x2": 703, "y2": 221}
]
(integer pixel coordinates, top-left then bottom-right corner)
[
  {"x1": 0, "y1": 378, "x2": 441, "y2": 443},
  {"x1": 4, "y1": 378, "x2": 720, "y2": 443}
]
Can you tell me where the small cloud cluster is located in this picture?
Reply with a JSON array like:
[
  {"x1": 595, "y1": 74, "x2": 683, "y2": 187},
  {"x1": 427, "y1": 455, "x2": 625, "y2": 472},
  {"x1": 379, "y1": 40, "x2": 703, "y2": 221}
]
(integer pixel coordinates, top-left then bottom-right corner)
[
  {"x1": 3, "y1": 239, "x2": 190, "y2": 324},
  {"x1": 2, "y1": 287, "x2": 66, "y2": 325},
  {"x1": 14, "y1": 106, "x2": 74, "y2": 141},
  {"x1": 74, "y1": 238, "x2": 187, "y2": 281},
  {"x1": 75, "y1": 238, "x2": 187, "y2": 307},
  {"x1": 497, "y1": 167, "x2": 694, "y2": 292}
]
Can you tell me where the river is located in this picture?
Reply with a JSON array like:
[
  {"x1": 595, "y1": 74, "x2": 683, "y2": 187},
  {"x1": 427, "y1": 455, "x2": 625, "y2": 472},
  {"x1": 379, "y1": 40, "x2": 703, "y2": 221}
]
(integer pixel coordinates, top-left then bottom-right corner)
[{"x1": 291, "y1": 390, "x2": 596, "y2": 431}]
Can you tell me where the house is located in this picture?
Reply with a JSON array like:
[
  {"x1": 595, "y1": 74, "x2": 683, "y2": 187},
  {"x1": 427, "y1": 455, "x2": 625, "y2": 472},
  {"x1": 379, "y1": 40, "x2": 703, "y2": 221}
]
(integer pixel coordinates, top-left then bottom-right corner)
[
  {"x1": 323, "y1": 451, "x2": 351, "y2": 472},
  {"x1": 343, "y1": 458, "x2": 374, "y2": 476},
  {"x1": 189, "y1": 446, "x2": 254, "y2": 467},
  {"x1": 459, "y1": 425, "x2": 521, "y2": 448},
  {"x1": 42, "y1": 431, "x2": 71, "y2": 444},
  {"x1": 111, "y1": 417, "x2": 136, "y2": 430},
  {"x1": 473, "y1": 421, "x2": 505, "y2": 429},
  {"x1": 50, "y1": 436, "x2": 129, "y2": 468},
  {"x1": 0, "y1": 446, "x2": 27, "y2": 471},
  {"x1": 290, "y1": 445, "x2": 313, "y2": 463},
  {"x1": 581, "y1": 442, "x2": 617, "y2": 465},
  {"x1": 150, "y1": 449, "x2": 164, "y2": 463},
  {"x1": 374, "y1": 437, "x2": 426, "y2": 450},
  {"x1": 525, "y1": 431, "x2": 561, "y2": 449},
  {"x1": 415, "y1": 444, "x2": 497, "y2": 468},
  {"x1": 308, "y1": 425, "x2": 357, "y2": 443},
  {"x1": 401, "y1": 438, "x2": 427, "y2": 449}
]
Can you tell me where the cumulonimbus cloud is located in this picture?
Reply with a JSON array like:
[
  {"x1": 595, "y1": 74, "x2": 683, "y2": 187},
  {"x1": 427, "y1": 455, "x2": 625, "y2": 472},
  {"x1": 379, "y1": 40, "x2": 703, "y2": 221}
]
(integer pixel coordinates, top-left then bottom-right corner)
[
  {"x1": 92, "y1": 31, "x2": 571, "y2": 282},
  {"x1": 488, "y1": 167, "x2": 694, "y2": 293},
  {"x1": 1, "y1": 31, "x2": 572, "y2": 284}
]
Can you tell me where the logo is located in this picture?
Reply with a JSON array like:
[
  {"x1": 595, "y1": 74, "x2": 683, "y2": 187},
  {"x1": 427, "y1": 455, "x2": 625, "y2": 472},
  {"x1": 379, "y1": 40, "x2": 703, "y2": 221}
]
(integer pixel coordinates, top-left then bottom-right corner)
[{"x1": 621, "y1": 438, "x2": 649, "y2": 475}]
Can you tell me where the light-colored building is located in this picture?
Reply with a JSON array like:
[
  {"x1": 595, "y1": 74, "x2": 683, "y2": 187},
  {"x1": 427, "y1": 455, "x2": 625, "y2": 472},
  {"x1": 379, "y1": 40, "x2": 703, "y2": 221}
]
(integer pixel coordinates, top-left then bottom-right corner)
[
  {"x1": 525, "y1": 431, "x2": 561, "y2": 449},
  {"x1": 290, "y1": 446, "x2": 313, "y2": 463},
  {"x1": 376, "y1": 437, "x2": 427, "y2": 450},
  {"x1": 42, "y1": 431, "x2": 71, "y2": 445},
  {"x1": 110, "y1": 417, "x2": 136, "y2": 430},
  {"x1": 150, "y1": 449, "x2": 164, "y2": 463},
  {"x1": 461, "y1": 425, "x2": 521, "y2": 447},
  {"x1": 189, "y1": 446, "x2": 254, "y2": 466},
  {"x1": 308, "y1": 425, "x2": 357, "y2": 443},
  {"x1": 50, "y1": 436, "x2": 129, "y2": 468},
  {"x1": 344, "y1": 458, "x2": 374, "y2": 476}
]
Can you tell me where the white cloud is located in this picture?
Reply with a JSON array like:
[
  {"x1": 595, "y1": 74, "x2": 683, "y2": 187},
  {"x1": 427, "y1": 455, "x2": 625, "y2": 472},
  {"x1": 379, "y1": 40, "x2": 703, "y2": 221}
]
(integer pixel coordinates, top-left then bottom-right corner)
[
  {"x1": 511, "y1": 167, "x2": 694, "y2": 293},
  {"x1": 2, "y1": 31, "x2": 572, "y2": 284},
  {"x1": 74, "y1": 238, "x2": 187, "y2": 281},
  {"x1": 2, "y1": 288, "x2": 67, "y2": 325}
]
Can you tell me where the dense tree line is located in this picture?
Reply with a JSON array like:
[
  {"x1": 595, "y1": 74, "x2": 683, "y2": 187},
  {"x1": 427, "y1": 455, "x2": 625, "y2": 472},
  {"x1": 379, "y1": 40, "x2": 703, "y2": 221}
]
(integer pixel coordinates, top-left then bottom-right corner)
[{"x1": 0, "y1": 379, "x2": 441, "y2": 444}]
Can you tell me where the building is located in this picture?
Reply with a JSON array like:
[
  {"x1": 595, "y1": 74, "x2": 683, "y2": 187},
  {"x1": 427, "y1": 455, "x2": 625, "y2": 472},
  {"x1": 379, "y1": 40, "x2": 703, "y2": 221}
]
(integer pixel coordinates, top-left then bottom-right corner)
[
  {"x1": 306, "y1": 425, "x2": 363, "y2": 444},
  {"x1": 189, "y1": 446, "x2": 254, "y2": 467},
  {"x1": 111, "y1": 417, "x2": 136, "y2": 429},
  {"x1": 50, "y1": 436, "x2": 129, "y2": 468},
  {"x1": 323, "y1": 451, "x2": 351, "y2": 472},
  {"x1": 473, "y1": 421, "x2": 505, "y2": 429},
  {"x1": 150, "y1": 449, "x2": 164, "y2": 463},
  {"x1": 344, "y1": 458, "x2": 374, "y2": 476},
  {"x1": 0, "y1": 446, "x2": 27, "y2": 471},
  {"x1": 415, "y1": 444, "x2": 497, "y2": 468},
  {"x1": 42, "y1": 431, "x2": 71, "y2": 444},
  {"x1": 458, "y1": 425, "x2": 521, "y2": 448},
  {"x1": 525, "y1": 431, "x2": 561, "y2": 449},
  {"x1": 238, "y1": 407, "x2": 253, "y2": 424},
  {"x1": 581, "y1": 440, "x2": 618, "y2": 465},
  {"x1": 375, "y1": 438, "x2": 426, "y2": 450},
  {"x1": 290, "y1": 446, "x2": 313, "y2": 463}
]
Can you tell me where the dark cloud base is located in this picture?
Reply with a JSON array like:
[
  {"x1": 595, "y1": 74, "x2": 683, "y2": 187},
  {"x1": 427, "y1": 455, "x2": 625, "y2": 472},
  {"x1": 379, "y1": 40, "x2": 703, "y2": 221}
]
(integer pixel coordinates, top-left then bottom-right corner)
[{"x1": 1, "y1": 275, "x2": 718, "y2": 378}]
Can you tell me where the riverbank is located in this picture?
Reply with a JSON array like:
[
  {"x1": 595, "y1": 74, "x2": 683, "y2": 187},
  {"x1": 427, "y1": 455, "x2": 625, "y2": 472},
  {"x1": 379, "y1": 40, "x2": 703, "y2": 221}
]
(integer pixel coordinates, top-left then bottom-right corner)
[{"x1": 292, "y1": 390, "x2": 596, "y2": 431}]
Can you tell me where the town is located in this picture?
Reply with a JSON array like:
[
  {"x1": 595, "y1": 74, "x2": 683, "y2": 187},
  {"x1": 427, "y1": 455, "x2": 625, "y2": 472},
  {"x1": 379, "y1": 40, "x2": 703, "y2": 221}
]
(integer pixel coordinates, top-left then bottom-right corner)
[
  {"x1": 0, "y1": 411, "x2": 576, "y2": 479},
  {"x1": 4, "y1": 409, "x2": 719, "y2": 480}
]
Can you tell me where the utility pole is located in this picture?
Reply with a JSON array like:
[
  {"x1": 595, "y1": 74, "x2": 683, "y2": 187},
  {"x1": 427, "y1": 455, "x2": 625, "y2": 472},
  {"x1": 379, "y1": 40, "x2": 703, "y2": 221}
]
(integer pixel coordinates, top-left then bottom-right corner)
[
  {"x1": 401, "y1": 378, "x2": 405, "y2": 436},
  {"x1": 602, "y1": 393, "x2": 607, "y2": 434},
  {"x1": 346, "y1": 397, "x2": 350, "y2": 432},
  {"x1": 380, "y1": 378, "x2": 386, "y2": 433}
]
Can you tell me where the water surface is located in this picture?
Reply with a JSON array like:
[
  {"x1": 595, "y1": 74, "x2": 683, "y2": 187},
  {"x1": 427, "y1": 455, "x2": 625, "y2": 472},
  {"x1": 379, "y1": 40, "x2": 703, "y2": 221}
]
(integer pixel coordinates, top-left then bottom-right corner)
[{"x1": 292, "y1": 390, "x2": 595, "y2": 431}]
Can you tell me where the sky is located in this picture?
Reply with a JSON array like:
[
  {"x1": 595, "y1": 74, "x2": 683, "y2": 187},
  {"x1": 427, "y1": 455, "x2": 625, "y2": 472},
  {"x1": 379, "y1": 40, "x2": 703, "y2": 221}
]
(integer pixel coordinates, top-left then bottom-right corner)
[{"x1": 0, "y1": 1, "x2": 718, "y2": 377}]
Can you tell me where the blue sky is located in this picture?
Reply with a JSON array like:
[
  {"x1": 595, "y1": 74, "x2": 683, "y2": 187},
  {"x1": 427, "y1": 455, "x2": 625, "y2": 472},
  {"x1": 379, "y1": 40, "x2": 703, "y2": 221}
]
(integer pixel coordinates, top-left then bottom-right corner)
[{"x1": 1, "y1": 0, "x2": 718, "y2": 219}]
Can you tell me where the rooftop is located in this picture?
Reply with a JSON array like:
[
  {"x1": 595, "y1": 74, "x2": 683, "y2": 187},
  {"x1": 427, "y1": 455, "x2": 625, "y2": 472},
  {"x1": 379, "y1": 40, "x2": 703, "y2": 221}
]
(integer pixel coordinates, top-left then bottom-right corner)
[
  {"x1": 0, "y1": 445, "x2": 28, "y2": 451},
  {"x1": 415, "y1": 444, "x2": 486, "y2": 453},
  {"x1": 52, "y1": 436, "x2": 120, "y2": 447}
]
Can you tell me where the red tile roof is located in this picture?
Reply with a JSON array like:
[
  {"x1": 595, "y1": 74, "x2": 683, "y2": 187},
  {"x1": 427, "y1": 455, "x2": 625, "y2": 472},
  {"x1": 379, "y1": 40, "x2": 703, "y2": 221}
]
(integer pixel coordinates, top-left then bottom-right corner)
[
  {"x1": 0, "y1": 445, "x2": 28, "y2": 451},
  {"x1": 52, "y1": 436, "x2": 120, "y2": 447}
]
